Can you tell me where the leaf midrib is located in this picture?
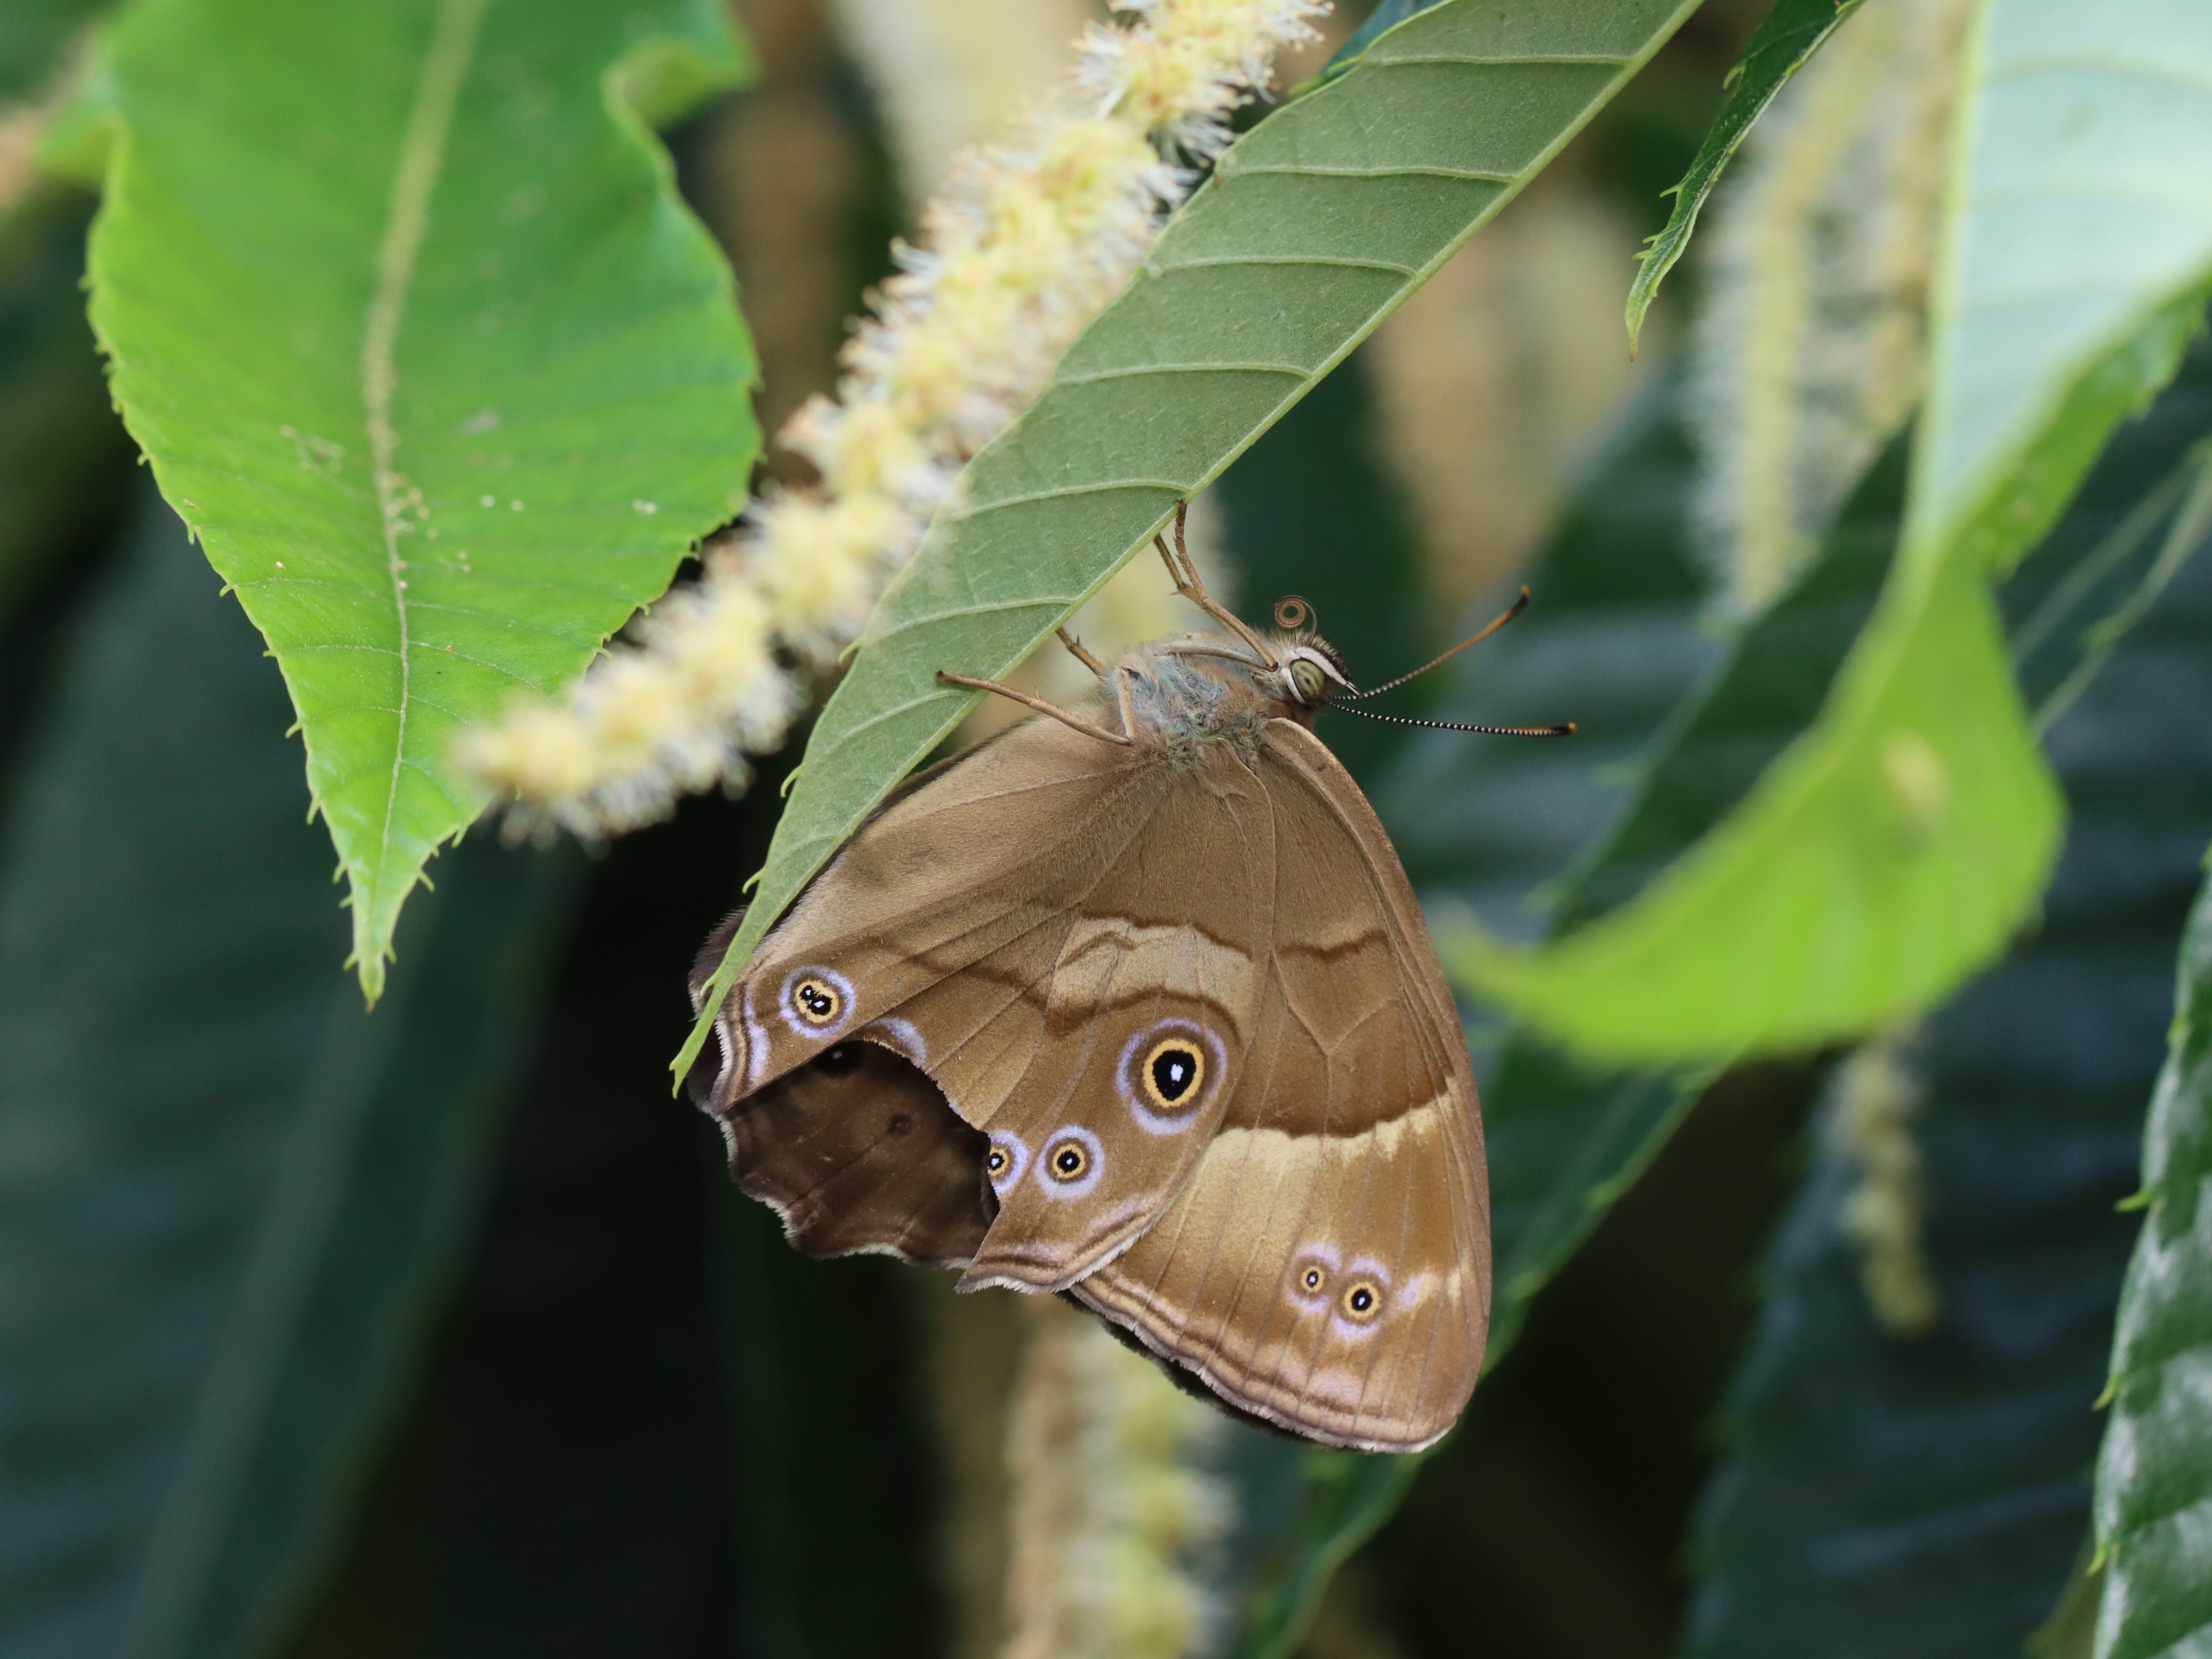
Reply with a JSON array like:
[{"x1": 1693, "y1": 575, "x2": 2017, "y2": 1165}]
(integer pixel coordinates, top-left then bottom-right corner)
[{"x1": 354, "y1": 0, "x2": 490, "y2": 967}]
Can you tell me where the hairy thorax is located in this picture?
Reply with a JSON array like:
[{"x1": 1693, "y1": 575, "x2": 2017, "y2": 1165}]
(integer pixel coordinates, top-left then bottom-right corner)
[{"x1": 1106, "y1": 633, "x2": 1321, "y2": 758}]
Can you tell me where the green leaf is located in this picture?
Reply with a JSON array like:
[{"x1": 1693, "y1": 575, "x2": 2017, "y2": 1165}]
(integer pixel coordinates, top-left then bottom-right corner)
[
  {"x1": 1682, "y1": 340, "x2": 2212, "y2": 1659},
  {"x1": 1479, "y1": 416, "x2": 1909, "y2": 1345},
  {"x1": 0, "y1": 499, "x2": 579, "y2": 1658},
  {"x1": 1623, "y1": 0, "x2": 1865, "y2": 355},
  {"x1": 1451, "y1": 0, "x2": 2212, "y2": 1065},
  {"x1": 86, "y1": 0, "x2": 760, "y2": 999},
  {"x1": 1226, "y1": 1450, "x2": 1421, "y2": 1659},
  {"x1": 2093, "y1": 856, "x2": 2212, "y2": 1645},
  {"x1": 681, "y1": 0, "x2": 1706, "y2": 1080}
]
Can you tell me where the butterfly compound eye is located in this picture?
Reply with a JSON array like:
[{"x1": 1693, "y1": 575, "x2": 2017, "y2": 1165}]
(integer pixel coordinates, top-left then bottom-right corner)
[
  {"x1": 791, "y1": 975, "x2": 843, "y2": 1027},
  {"x1": 1289, "y1": 657, "x2": 1327, "y2": 704}
]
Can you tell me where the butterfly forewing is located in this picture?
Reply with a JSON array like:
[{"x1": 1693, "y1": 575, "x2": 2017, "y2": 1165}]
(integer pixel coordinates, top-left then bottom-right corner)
[{"x1": 707, "y1": 715, "x2": 1276, "y2": 1294}]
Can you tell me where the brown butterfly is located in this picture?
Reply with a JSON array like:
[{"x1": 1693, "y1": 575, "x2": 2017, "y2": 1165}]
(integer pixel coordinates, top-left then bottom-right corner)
[{"x1": 687, "y1": 508, "x2": 1568, "y2": 1452}]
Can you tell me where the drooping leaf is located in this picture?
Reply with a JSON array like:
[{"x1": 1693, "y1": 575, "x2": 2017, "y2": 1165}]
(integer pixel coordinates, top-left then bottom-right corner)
[
  {"x1": 1623, "y1": 0, "x2": 1865, "y2": 356},
  {"x1": 1681, "y1": 342, "x2": 2212, "y2": 1659},
  {"x1": 2092, "y1": 807, "x2": 2212, "y2": 1652},
  {"x1": 683, "y1": 0, "x2": 1707, "y2": 1078},
  {"x1": 0, "y1": 499, "x2": 579, "y2": 1659},
  {"x1": 86, "y1": 0, "x2": 760, "y2": 998},
  {"x1": 1478, "y1": 418, "x2": 1910, "y2": 1351},
  {"x1": 1453, "y1": 0, "x2": 2212, "y2": 1066}
]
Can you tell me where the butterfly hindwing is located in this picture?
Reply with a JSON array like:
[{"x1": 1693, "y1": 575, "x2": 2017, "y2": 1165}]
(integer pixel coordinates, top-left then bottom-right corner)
[{"x1": 1070, "y1": 720, "x2": 1488, "y2": 1452}]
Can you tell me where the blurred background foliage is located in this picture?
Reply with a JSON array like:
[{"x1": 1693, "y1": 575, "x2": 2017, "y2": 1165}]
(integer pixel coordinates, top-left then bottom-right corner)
[{"x1": 2, "y1": 2, "x2": 2209, "y2": 1658}]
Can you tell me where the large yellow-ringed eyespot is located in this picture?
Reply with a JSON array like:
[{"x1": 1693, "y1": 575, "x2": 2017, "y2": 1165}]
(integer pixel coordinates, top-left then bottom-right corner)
[
  {"x1": 1047, "y1": 1138, "x2": 1091, "y2": 1182},
  {"x1": 986, "y1": 1146, "x2": 1010, "y2": 1176},
  {"x1": 1340, "y1": 1279, "x2": 1383, "y2": 1322},
  {"x1": 1141, "y1": 1038, "x2": 1205, "y2": 1112},
  {"x1": 791, "y1": 975, "x2": 843, "y2": 1027},
  {"x1": 1119, "y1": 1020, "x2": 1222, "y2": 1134}
]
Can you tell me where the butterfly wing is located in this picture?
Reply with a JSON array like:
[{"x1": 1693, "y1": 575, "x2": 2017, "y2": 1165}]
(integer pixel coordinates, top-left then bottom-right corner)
[
  {"x1": 1068, "y1": 719, "x2": 1489, "y2": 1452},
  {"x1": 697, "y1": 713, "x2": 1278, "y2": 1293}
]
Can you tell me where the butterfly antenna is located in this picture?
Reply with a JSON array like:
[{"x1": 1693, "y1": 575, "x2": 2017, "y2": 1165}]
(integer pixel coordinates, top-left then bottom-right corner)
[
  {"x1": 1332, "y1": 703, "x2": 1575, "y2": 737},
  {"x1": 1344, "y1": 587, "x2": 1530, "y2": 700}
]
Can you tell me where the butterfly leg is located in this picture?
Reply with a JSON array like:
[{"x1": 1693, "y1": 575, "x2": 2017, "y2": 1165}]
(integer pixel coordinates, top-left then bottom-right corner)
[
  {"x1": 936, "y1": 670, "x2": 1133, "y2": 747},
  {"x1": 1154, "y1": 500, "x2": 1277, "y2": 667},
  {"x1": 1055, "y1": 627, "x2": 1107, "y2": 677}
]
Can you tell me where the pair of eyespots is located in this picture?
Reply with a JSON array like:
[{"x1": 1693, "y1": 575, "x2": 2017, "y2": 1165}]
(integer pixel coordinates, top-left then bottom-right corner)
[
  {"x1": 1294, "y1": 1259, "x2": 1386, "y2": 1324},
  {"x1": 992, "y1": 1127, "x2": 1102, "y2": 1200},
  {"x1": 980, "y1": 1140, "x2": 1073, "y2": 1181}
]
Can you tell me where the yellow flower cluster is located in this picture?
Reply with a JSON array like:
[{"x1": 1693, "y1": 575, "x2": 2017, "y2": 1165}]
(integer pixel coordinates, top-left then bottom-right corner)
[
  {"x1": 461, "y1": 0, "x2": 1326, "y2": 835},
  {"x1": 1003, "y1": 1302, "x2": 1229, "y2": 1659},
  {"x1": 1832, "y1": 1031, "x2": 1941, "y2": 1336}
]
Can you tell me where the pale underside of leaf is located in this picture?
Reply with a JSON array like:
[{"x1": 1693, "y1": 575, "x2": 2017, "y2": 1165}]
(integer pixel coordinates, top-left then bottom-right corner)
[
  {"x1": 679, "y1": 0, "x2": 1706, "y2": 1083},
  {"x1": 1447, "y1": 0, "x2": 2212, "y2": 1066}
]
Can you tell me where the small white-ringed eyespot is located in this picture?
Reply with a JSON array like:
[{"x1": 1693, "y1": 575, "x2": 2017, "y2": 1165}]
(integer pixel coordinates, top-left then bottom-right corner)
[
  {"x1": 985, "y1": 1133, "x2": 1029, "y2": 1195},
  {"x1": 1287, "y1": 1244, "x2": 1341, "y2": 1310},
  {"x1": 1328, "y1": 1256, "x2": 1393, "y2": 1339},
  {"x1": 1033, "y1": 1125, "x2": 1104, "y2": 1200},
  {"x1": 775, "y1": 966, "x2": 855, "y2": 1038}
]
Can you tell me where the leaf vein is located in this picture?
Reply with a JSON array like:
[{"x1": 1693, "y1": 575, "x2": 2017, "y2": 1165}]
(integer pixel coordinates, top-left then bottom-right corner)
[
  {"x1": 1155, "y1": 253, "x2": 1419, "y2": 277},
  {"x1": 956, "y1": 479, "x2": 1188, "y2": 516},
  {"x1": 1051, "y1": 361, "x2": 1310, "y2": 387},
  {"x1": 358, "y1": 0, "x2": 491, "y2": 917}
]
